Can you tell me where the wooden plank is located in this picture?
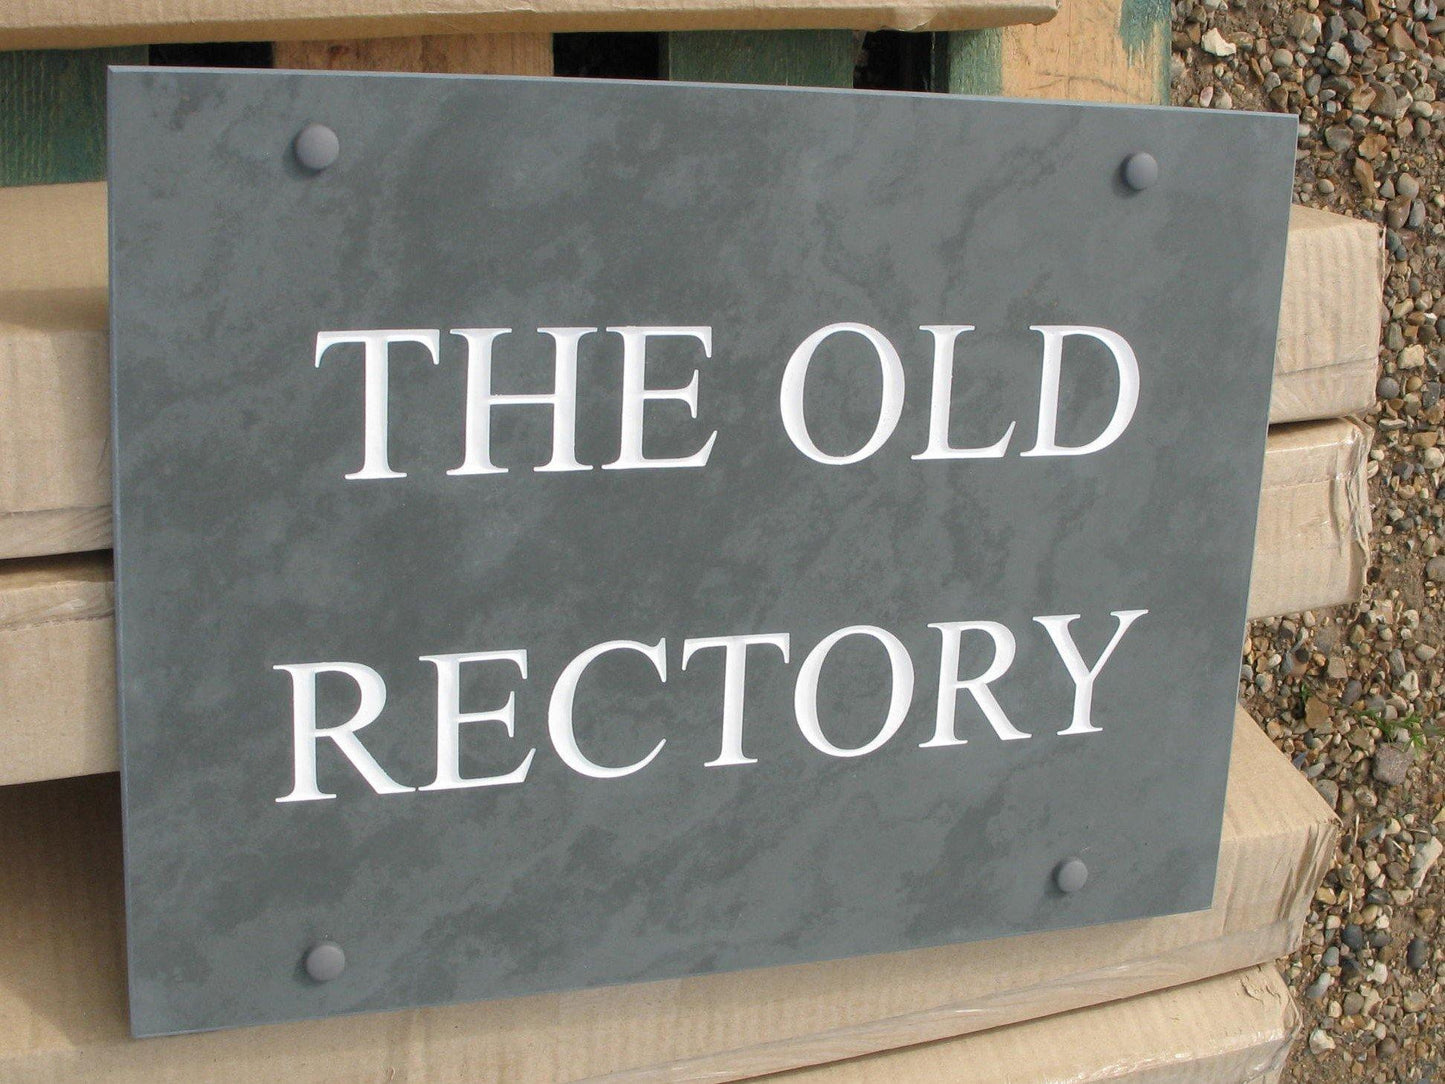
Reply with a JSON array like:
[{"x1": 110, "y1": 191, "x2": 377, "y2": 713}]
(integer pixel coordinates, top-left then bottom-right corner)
[
  {"x1": 665, "y1": 30, "x2": 857, "y2": 87},
  {"x1": 941, "y1": 0, "x2": 1170, "y2": 104},
  {"x1": 932, "y1": 28, "x2": 1002, "y2": 95},
  {"x1": 273, "y1": 32, "x2": 553, "y2": 74},
  {"x1": 0, "y1": 709, "x2": 1327, "y2": 1080},
  {"x1": 3, "y1": 0, "x2": 1057, "y2": 50},
  {"x1": 0, "y1": 46, "x2": 145, "y2": 187}
]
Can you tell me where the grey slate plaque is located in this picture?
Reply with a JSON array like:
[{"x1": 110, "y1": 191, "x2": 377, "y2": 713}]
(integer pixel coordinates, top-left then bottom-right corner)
[{"x1": 108, "y1": 68, "x2": 1298, "y2": 1036}]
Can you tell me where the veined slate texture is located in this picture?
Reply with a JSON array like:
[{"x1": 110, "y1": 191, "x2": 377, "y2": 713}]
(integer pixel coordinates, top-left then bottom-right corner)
[{"x1": 108, "y1": 69, "x2": 1297, "y2": 1036}]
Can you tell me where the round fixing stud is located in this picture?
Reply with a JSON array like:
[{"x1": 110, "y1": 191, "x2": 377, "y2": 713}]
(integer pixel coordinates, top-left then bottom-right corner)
[
  {"x1": 1054, "y1": 857, "x2": 1089, "y2": 894},
  {"x1": 304, "y1": 940, "x2": 346, "y2": 982},
  {"x1": 294, "y1": 123, "x2": 340, "y2": 172},
  {"x1": 1121, "y1": 152, "x2": 1159, "y2": 192}
]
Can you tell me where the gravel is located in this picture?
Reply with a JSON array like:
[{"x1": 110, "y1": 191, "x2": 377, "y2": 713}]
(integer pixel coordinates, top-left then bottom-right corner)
[{"x1": 1173, "y1": 0, "x2": 1445, "y2": 1077}]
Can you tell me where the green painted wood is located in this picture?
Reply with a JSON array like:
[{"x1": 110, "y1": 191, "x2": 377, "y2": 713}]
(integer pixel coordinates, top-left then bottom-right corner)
[
  {"x1": 664, "y1": 31, "x2": 857, "y2": 87},
  {"x1": 937, "y1": 0, "x2": 1170, "y2": 106},
  {"x1": 0, "y1": 47, "x2": 146, "y2": 187},
  {"x1": 932, "y1": 29, "x2": 1002, "y2": 96},
  {"x1": 1119, "y1": 0, "x2": 1172, "y2": 105}
]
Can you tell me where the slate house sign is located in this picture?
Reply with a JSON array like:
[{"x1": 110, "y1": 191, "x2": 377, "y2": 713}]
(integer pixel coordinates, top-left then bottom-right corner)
[{"x1": 107, "y1": 68, "x2": 1298, "y2": 1036}]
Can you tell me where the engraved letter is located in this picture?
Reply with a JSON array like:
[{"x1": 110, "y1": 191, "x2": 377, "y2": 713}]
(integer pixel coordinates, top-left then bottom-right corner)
[
  {"x1": 795, "y1": 625, "x2": 915, "y2": 757},
  {"x1": 448, "y1": 327, "x2": 594, "y2": 476},
  {"x1": 275, "y1": 661, "x2": 413, "y2": 802},
  {"x1": 911, "y1": 326, "x2": 1015, "y2": 460},
  {"x1": 314, "y1": 329, "x2": 441, "y2": 479},
  {"x1": 780, "y1": 323, "x2": 905, "y2": 465},
  {"x1": 419, "y1": 650, "x2": 536, "y2": 791},
  {"x1": 549, "y1": 639, "x2": 668, "y2": 778},
  {"x1": 682, "y1": 633, "x2": 792, "y2": 767},
  {"x1": 921, "y1": 621, "x2": 1030, "y2": 746},
  {"x1": 1020, "y1": 325, "x2": 1140, "y2": 457},
  {"x1": 1034, "y1": 609, "x2": 1149, "y2": 735},
  {"x1": 601, "y1": 326, "x2": 717, "y2": 470}
]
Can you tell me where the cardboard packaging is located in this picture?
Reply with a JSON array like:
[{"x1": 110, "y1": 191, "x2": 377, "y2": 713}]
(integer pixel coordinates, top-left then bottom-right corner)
[
  {"x1": 1247, "y1": 418, "x2": 1372, "y2": 622},
  {"x1": 1273, "y1": 205, "x2": 1384, "y2": 425},
  {"x1": 2, "y1": 0, "x2": 1056, "y2": 47},
  {"x1": 0, "y1": 183, "x2": 110, "y2": 561},
  {"x1": 0, "y1": 706, "x2": 1330, "y2": 1081},
  {"x1": 0, "y1": 413, "x2": 1371, "y2": 787},
  {"x1": 0, "y1": 553, "x2": 115, "y2": 784},
  {"x1": 0, "y1": 184, "x2": 1381, "y2": 562},
  {"x1": 774, "y1": 965, "x2": 1297, "y2": 1083}
]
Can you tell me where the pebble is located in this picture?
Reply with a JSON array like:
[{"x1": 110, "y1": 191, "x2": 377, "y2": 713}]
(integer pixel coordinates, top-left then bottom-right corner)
[
  {"x1": 1323, "y1": 945, "x2": 1341, "y2": 968},
  {"x1": 1426, "y1": 555, "x2": 1445, "y2": 581},
  {"x1": 1289, "y1": 10, "x2": 1323, "y2": 42},
  {"x1": 1373, "y1": 83, "x2": 1400, "y2": 118},
  {"x1": 1202, "y1": 27, "x2": 1238, "y2": 56},
  {"x1": 1379, "y1": 374, "x2": 1402, "y2": 399},
  {"x1": 1411, "y1": 835, "x2": 1444, "y2": 887},
  {"x1": 1354, "y1": 156, "x2": 1378, "y2": 197},
  {"x1": 1307, "y1": 973, "x2": 1335, "y2": 999},
  {"x1": 1310, "y1": 1027, "x2": 1337, "y2": 1054},
  {"x1": 1409, "y1": 934, "x2": 1430, "y2": 969},
  {"x1": 1342, "y1": 922, "x2": 1366, "y2": 951},
  {"x1": 1374, "y1": 743, "x2": 1413, "y2": 785}
]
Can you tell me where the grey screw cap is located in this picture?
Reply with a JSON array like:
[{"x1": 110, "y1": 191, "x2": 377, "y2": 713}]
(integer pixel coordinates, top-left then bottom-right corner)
[
  {"x1": 1122, "y1": 152, "x2": 1159, "y2": 192},
  {"x1": 294, "y1": 124, "x2": 340, "y2": 172},
  {"x1": 1054, "y1": 857, "x2": 1089, "y2": 894},
  {"x1": 305, "y1": 941, "x2": 346, "y2": 982}
]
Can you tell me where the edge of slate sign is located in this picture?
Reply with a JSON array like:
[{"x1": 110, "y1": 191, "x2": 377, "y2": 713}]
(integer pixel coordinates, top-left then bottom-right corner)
[{"x1": 107, "y1": 68, "x2": 1299, "y2": 1036}]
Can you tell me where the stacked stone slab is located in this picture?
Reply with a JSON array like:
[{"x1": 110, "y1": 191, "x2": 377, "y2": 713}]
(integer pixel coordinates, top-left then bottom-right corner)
[{"x1": 0, "y1": 6, "x2": 1381, "y2": 1080}]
